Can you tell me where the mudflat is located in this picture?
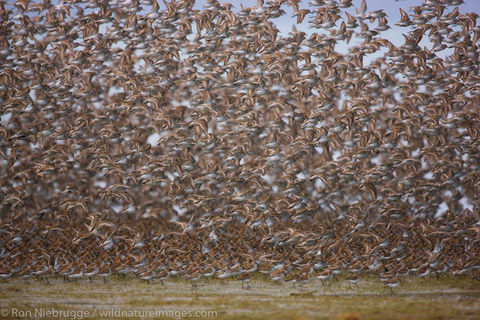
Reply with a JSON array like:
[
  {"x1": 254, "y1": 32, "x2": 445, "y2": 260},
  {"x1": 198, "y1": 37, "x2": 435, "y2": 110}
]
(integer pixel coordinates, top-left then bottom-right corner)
[{"x1": 1, "y1": 274, "x2": 479, "y2": 320}]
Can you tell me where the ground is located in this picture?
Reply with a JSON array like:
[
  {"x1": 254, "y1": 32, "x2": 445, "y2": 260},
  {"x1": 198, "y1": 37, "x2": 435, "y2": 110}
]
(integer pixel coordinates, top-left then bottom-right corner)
[{"x1": 1, "y1": 274, "x2": 479, "y2": 320}]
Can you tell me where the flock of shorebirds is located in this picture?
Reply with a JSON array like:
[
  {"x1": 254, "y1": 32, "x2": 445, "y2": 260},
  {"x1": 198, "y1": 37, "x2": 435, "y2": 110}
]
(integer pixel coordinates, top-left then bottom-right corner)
[{"x1": 1, "y1": 0, "x2": 480, "y2": 290}]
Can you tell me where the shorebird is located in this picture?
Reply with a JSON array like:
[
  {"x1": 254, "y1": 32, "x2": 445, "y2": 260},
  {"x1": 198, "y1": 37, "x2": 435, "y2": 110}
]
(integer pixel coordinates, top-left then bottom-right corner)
[
  {"x1": 98, "y1": 264, "x2": 112, "y2": 283},
  {"x1": 346, "y1": 275, "x2": 361, "y2": 289},
  {"x1": 138, "y1": 268, "x2": 156, "y2": 284},
  {"x1": 185, "y1": 269, "x2": 201, "y2": 288},
  {"x1": 316, "y1": 272, "x2": 332, "y2": 285},
  {"x1": 385, "y1": 277, "x2": 400, "y2": 293},
  {"x1": 237, "y1": 271, "x2": 253, "y2": 289},
  {"x1": 270, "y1": 268, "x2": 285, "y2": 282}
]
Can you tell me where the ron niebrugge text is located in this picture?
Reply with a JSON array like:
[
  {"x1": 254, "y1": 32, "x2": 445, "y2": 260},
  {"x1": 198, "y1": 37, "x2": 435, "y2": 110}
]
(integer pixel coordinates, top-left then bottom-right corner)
[{"x1": 7, "y1": 307, "x2": 217, "y2": 319}]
